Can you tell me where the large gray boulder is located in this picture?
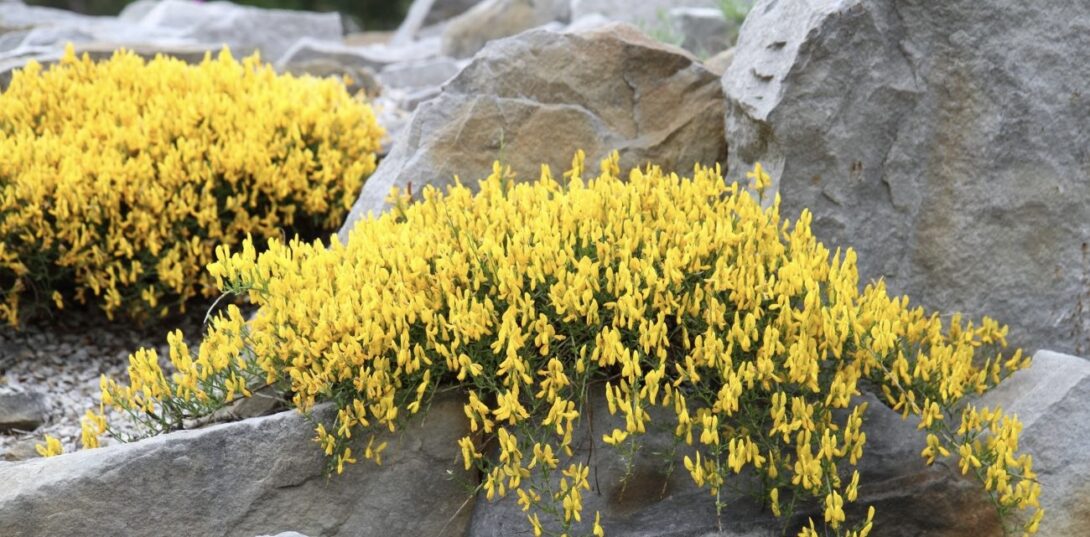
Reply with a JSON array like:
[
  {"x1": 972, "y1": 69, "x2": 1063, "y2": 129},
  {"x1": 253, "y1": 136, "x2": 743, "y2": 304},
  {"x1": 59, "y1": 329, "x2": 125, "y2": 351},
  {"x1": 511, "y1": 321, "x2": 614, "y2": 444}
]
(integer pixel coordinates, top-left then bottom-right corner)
[
  {"x1": 119, "y1": 0, "x2": 343, "y2": 62},
  {"x1": 0, "y1": 3, "x2": 181, "y2": 57},
  {"x1": 1, "y1": 1, "x2": 343, "y2": 86},
  {"x1": 723, "y1": 0, "x2": 1090, "y2": 355},
  {"x1": 851, "y1": 349, "x2": 1088, "y2": 536},
  {"x1": 845, "y1": 397, "x2": 999, "y2": 537},
  {"x1": 973, "y1": 350, "x2": 1090, "y2": 535},
  {"x1": 340, "y1": 23, "x2": 727, "y2": 237},
  {"x1": 0, "y1": 397, "x2": 474, "y2": 537}
]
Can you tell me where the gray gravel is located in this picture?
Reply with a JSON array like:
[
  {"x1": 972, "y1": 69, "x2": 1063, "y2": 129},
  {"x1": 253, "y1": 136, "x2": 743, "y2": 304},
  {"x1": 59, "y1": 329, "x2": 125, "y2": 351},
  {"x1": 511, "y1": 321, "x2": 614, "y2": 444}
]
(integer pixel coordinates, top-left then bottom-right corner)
[{"x1": 0, "y1": 306, "x2": 210, "y2": 460}]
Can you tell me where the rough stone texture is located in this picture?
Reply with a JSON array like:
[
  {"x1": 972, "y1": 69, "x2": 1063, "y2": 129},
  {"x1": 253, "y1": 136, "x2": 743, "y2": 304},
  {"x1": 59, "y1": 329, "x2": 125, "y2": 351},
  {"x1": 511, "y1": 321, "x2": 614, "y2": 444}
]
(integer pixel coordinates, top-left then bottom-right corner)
[
  {"x1": 0, "y1": 397, "x2": 475, "y2": 537},
  {"x1": 837, "y1": 350, "x2": 1090, "y2": 536},
  {"x1": 440, "y1": 0, "x2": 570, "y2": 58},
  {"x1": 119, "y1": 0, "x2": 342, "y2": 62},
  {"x1": 76, "y1": 41, "x2": 221, "y2": 63},
  {"x1": 465, "y1": 378, "x2": 1018, "y2": 537},
  {"x1": 467, "y1": 386, "x2": 791, "y2": 537},
  {"x1": 468, "y1": 351, "x2": 1090, "y2": 537},
  {"x1": 844, "y1": 394, "x2": 1001, "y2": 537},
  {"x1": 973, "y1": 350, "x2": 1090, "y2": 536},
  {"x1": 752, "y1": 350, "x2": 1088, "y2": 537},
  {"x1": 341, "y1": 23, "x2": 727, "y2": 237},
  {"x1": 723, "y1": 0, "x2": 1090, "y2": 355},
  {"x1": 668, "y1": 7, "x2": 731, "y2": 58},
  {"x1": 0, "y1": 392, "x2": 47, "y2": 433}
]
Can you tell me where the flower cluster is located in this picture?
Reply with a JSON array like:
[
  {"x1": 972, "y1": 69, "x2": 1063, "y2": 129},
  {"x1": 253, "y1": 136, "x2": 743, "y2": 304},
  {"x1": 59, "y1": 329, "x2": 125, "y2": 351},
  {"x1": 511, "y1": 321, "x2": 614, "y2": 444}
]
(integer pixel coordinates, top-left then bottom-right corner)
[
  {"x1": 0, "y1": 44, "x2": 382, "y2": 325},
  {"x1": 35, "y1": 434, "x2": 63, "y2": 458},
  {"x1": 88, "y1": 154, "x2": 1041, "y2": 536}
]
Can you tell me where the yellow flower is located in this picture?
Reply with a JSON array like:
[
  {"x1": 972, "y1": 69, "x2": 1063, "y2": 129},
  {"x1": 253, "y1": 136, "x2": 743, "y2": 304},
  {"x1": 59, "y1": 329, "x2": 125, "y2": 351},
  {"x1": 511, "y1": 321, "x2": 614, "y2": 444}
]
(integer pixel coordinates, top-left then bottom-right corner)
[
  {"x1": 85, "y1": 152, "x2": 1036, "y2": 537},
  {"x1": 593, "y1": 511, "x2": 605, "y2": 536},
  {"x1": 35, "y1": 435, "x2": 63, "y2": 458},
  {"x1": 80, "y1": 410, "x2": 107, "y2": 449},
  {"x1": 824, "y1": 490, "x2": 845, "y2": 528},
  {"x1": 1024, "y1": 508, "x2": 1044, "y2": 534},
  {"x1": 746, "y1": 162, "x2": 773, "y2": 197},
  {"x1": 602, "y1": 428, "x2": 628, "y2": 446},
  {"x1": 528, "y1": 513, "x2": 543, "y2": 537},
  {"x1": 0, "y1": 43, "x2": 381, "y2": 325}
]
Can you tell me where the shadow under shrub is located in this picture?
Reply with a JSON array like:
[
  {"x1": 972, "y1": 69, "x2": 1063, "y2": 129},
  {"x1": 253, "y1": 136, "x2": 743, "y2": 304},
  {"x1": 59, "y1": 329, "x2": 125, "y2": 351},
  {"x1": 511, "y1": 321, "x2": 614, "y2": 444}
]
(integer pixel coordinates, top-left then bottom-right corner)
[
  {"x1": 86, "y1": 153, "x2": 1043, "y2": 536},
  {"x1": 0, "y1": 44, "x2": 383, "y2": 326}
]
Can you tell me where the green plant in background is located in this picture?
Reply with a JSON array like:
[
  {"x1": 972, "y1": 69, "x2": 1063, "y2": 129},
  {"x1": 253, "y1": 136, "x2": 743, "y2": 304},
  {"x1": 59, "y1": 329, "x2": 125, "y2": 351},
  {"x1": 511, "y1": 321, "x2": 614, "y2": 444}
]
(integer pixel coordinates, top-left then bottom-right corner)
[
  {"x1": 720, "y1": 0, "x2": 754, "y2": 46},
  {"x1": 84, "y1": 154, "x2": 1043, "y2": 536},
  {"x1": 719, "y1": 0, "x2": 753, "y2": 26},
  {"x1": 640, "y1": 8, "x2": 684, "y2": 49}
]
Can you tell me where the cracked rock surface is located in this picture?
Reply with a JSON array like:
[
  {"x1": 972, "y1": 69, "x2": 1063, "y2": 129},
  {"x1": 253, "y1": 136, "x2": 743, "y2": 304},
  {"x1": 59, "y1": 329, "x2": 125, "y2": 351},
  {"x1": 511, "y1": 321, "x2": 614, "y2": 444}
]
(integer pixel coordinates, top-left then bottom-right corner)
[
  {"x1": 723, "y1": 0, "x2": 1090, "y2": 355},
  {"x1": 0, "y1": 395, "x2": 474, "y2": 537}
]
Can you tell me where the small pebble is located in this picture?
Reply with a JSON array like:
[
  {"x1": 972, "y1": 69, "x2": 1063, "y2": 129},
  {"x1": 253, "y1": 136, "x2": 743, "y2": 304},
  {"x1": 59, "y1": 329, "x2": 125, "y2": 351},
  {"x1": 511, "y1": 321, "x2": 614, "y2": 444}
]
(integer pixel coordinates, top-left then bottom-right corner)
[
  {"x1": 0, "y1": 304, "x2": 217, "y2": 460},
  {"x1": 0, "y1": 391, "x2": 49, "y2": 433}
]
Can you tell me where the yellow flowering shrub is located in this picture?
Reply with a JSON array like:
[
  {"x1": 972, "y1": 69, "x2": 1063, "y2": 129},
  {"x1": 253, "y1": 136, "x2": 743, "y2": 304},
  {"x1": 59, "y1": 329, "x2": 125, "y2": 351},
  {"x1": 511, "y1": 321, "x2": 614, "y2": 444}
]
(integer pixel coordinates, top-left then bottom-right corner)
[
  {"x1": 87, "y1": 154, "x2": 1042, "y2": 536},
  {"x1": 0, "y1": 44, "x2": 382, "y2": 325}
]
